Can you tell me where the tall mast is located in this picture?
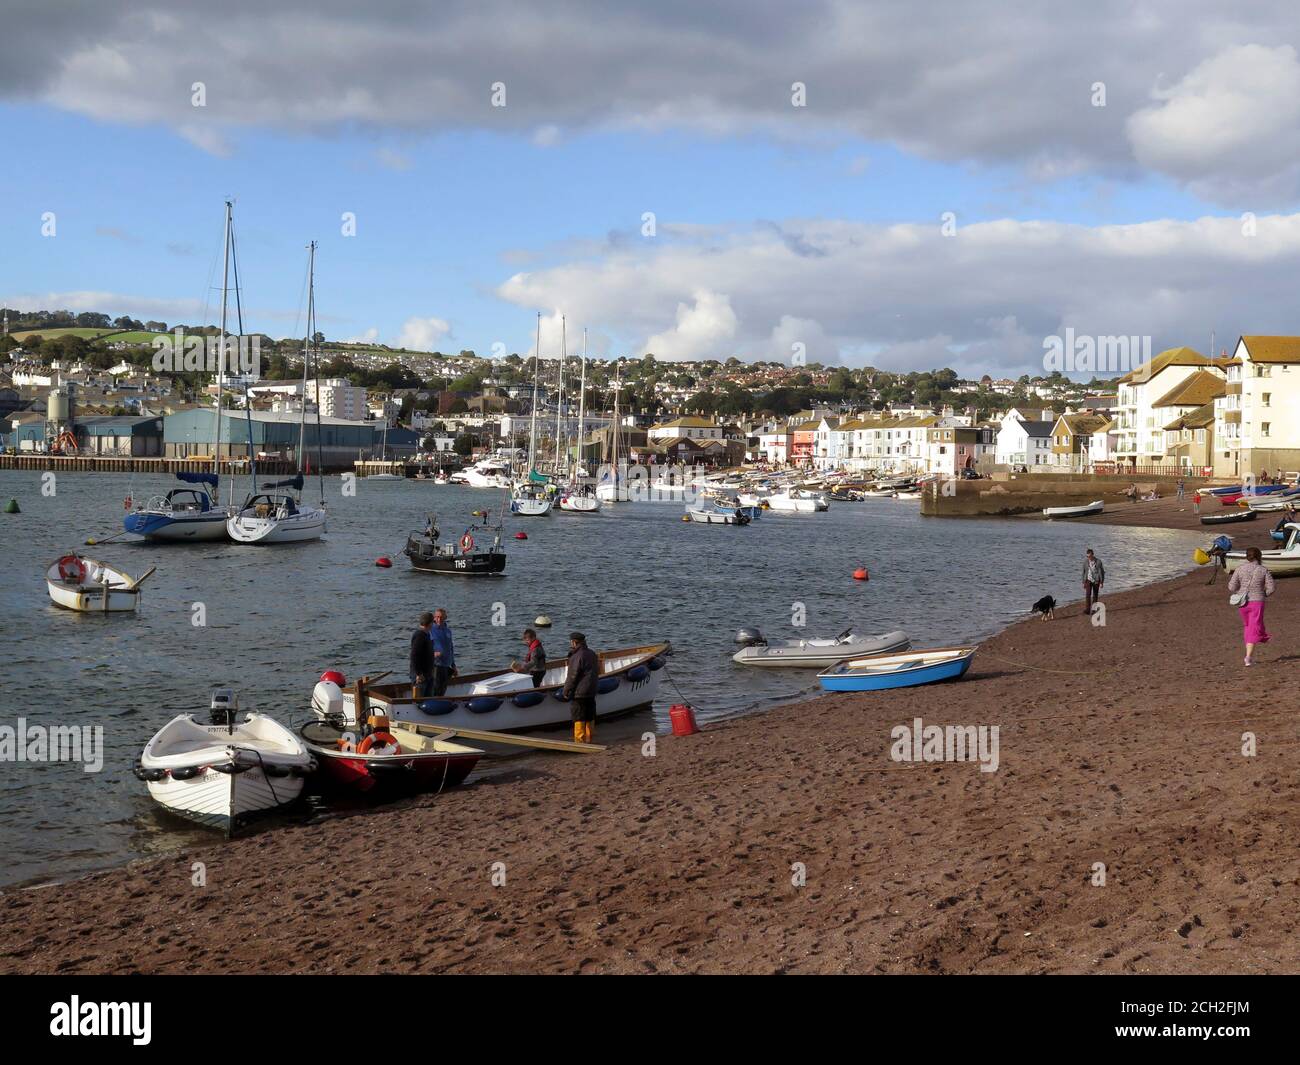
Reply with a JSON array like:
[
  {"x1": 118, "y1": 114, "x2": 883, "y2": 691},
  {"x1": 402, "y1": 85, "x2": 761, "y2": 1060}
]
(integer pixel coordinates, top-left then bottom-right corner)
[
  {"x1": 576, "y1": 327, "x2": 587, "y2": 483},
  {"x1": 214, "y1": 200, "x2": 231, "y2": 479},
  {"x1": 527, "y1": 311, "x2": 540, "y2": 475},
  {"x1": 312, "y1": 244, "x2": 324, "y2": 504},
  {"x1": 554, "y1": 315, "x2": 566, "y2": 474},
  {"x1": 298, "y1": 241, "x2": 315, "y2": 482}
]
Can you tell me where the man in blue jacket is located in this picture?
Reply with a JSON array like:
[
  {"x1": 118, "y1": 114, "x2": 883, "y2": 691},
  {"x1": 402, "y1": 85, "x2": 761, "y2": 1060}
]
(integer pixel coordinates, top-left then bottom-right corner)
[{"x1": 429, "y1": 607, "x2": 456, "y2": 695}]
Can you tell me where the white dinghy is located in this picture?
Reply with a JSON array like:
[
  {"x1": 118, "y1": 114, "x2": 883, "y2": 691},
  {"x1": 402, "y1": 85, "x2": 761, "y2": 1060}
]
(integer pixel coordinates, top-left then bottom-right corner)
[
  {"x1": 45, "y1": 554, "x2": 155, "y2": 612},
  {"x1": 1042, "y1": 500, "x2": 1103, "y2": 519},
  {"x1": 732, "y1": 627, "x2": 911, "y2": 668},
  {"x1": 136, "y1": 690, "x2": 314, "y2": 834}
]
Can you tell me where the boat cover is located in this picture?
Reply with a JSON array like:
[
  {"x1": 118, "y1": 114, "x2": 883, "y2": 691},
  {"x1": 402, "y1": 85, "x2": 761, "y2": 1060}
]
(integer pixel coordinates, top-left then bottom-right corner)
[{"x1": 176, "y1": 471, "x2": 218, "y2": 487}]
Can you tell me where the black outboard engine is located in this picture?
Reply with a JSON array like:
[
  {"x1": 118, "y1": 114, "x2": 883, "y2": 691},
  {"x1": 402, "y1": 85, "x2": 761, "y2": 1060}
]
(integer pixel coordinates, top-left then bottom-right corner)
[
  {"x1": 733, "y1": 627, "x2": 767, "y2": 648},
  {"x1": 209, "y1": 688, "x2": 238, "y2": 731}
]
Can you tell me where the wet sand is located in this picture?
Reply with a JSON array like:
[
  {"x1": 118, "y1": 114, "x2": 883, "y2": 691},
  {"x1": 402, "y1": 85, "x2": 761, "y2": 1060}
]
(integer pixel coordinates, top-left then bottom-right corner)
[
  {"x1": 2, "y1": 549, "x2": 1297, "y2": 974},
  {"x1": 1076, "y1": 492, "x2": 1276, "y2": 532}
]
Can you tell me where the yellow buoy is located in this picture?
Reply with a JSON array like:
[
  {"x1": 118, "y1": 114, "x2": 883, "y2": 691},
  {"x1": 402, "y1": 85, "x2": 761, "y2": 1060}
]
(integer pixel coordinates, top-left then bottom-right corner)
[{"x1": 1193, "y1": 547, "x2": 1210, "y2": 565}]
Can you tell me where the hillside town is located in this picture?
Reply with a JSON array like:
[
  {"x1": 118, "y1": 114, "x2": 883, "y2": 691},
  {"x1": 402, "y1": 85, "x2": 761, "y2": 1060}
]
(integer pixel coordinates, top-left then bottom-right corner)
[{"x1": 1, "y1": 309, "x2": 1294, "y2": 481}]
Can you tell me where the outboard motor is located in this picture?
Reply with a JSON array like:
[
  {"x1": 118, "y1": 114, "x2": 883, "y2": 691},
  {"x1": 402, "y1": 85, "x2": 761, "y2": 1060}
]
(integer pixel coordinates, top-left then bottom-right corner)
[
  {"x1": 209, "y1": 688, "x2": 237, "y2": 730},
  {"x1": 311, "y1": 680, "x2": 346, "y2": 725},
  {"x1": 733, "y1": 627, "x2": 767, "y2": 648}
]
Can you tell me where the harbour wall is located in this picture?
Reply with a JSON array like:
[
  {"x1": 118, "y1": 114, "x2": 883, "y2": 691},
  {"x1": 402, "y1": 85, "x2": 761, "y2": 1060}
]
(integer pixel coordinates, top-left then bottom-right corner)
[{"x1": 921, "y1": 473, "x2": 1220, "y2": 517}]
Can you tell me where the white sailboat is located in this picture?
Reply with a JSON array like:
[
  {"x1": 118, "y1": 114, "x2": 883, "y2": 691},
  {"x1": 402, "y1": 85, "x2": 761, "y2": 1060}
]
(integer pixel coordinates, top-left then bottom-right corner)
[
  {"x1": 511, "y1": 312, "x2": 554, "y2": 516},
  {"x1": 557, "y1": 325, "x2": 602, "y2": 513},
  {"x1": 367, "y1": 417, "x2": 403, "y2": 480},
  {"x1": 136, "y1": 690, "x2": 314, "y2": 834},
  {"x1": 596, "y1": 363, "x2": 631, "y2": 502},
  {"x1": 227, "y1": 240, "x2": 328, "y2": 544}
]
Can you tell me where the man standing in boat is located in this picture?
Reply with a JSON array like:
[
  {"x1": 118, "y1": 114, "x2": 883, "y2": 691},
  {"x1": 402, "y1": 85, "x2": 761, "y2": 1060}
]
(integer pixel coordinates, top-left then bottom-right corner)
[
  {"x1": 1082, "y1": 549, "x2": 1105, "y2": 615},
  {"x1": 563, "y1": 632, "x2": 599, "y2": 745},
  {"x1": 430, "y1": 608, "x2": 456, "y2": 695},
  {"x1": 410, "y1": 611, "x2": 436, "y2": 699},
  {"x1": 511, "y1": 627, "x2": 547, "y2": 688}
]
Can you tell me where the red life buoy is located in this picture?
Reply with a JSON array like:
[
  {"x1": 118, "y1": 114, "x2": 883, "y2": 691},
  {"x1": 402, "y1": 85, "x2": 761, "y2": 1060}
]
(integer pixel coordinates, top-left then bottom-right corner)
[
  {"x1": 124, "y1": 495, "x2": 132, "y2": 511},
  {"x1": 357, "y1": 732, "x2": 401, "y2": 756},
  {"x1": 460, "y1": 532, "x2": 475, "y2": 552},
  {"x1": 57, "y1": 555, "x2": 86, "y2": 583}
]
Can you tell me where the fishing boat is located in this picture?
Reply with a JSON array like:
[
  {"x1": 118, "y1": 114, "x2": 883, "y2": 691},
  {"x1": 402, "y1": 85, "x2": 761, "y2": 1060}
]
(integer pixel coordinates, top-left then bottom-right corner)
[
  {"x1": 732, "y1": 627, "x2": 911, "y2": 668},
  {"x1": 124, "y1": 472, "x2": 229, "y2": 541},
  {"x1": 313, "y1": 643, "x2": 670, "y2": 733},
  {"x1": 1225, "y1": 523, "x2": 1300, "y2": 576},
  {"x1": 404, "y1": 513, "x2": 506, "y2": 575},
  {"x1": 299, "y1": 718, "x2": 482, "y2": 797},
  {"x1": 1042, "y1": 499, "x2": 1103, "y2": 519},
  {"x1": 685, "y1": 506, "x2": 750, "y2": 525},
  {"x1": 1201, "y1": 509, "x2": 1256, "y2": 525},
  {"x1": 134, "y1": 690, "x2": 314, "y2": 834},
  {"x1": 45, "y1": 554, "x2": 155, "y2": 612},
  {"x1": 817, "y1": 647, "x2": 976, "y2": 691}
]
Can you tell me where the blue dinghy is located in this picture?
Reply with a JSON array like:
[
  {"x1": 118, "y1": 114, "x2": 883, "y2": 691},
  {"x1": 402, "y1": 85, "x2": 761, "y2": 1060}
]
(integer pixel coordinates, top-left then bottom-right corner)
[{"x1": 817, "y1": 647, "x2": 975, "y2": 692}]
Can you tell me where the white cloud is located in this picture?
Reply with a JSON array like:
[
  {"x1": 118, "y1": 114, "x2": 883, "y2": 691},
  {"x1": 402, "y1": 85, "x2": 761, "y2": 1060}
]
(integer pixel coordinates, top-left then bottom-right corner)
[
  {"x1": 345, "y1": 327, "x2": 380, "y2": 344},
  {"x1": 644, "y1": 290, "x2": 738, "y2": 361},
  {"x1": 396, "y1": 315, "x2": 451, "y2": 351}
]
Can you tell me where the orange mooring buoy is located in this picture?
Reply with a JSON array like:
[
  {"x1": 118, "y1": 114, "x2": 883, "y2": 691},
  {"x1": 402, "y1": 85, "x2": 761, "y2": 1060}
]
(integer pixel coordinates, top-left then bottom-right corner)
[
  {"x1": 375, "y1": 556, "x2": 392, "y2": 568},
  {"x1": 853, "y1": 566, "x2": 869, "y2": 581},
  {"x1": 514, "y1": 531, "x2": 528, "y2": 540}
]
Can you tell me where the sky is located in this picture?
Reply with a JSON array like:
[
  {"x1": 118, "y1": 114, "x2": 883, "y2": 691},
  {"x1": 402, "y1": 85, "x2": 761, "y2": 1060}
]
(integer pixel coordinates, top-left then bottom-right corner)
[{"x1": 5, "y1": 1, "x2": 1300, "y2": 376}]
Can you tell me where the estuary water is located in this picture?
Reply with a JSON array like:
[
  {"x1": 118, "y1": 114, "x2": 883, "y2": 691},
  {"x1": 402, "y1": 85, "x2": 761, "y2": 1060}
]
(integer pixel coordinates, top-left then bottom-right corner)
[{"x1": 0, "y1": 469, "x2": 1201, "y2": 888}]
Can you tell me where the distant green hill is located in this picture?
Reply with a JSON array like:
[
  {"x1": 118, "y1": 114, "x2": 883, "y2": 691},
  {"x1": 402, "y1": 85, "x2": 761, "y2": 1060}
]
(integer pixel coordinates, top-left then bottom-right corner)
[{"x1": 11, "y1": 327, "x2": 166, "y2": 345}]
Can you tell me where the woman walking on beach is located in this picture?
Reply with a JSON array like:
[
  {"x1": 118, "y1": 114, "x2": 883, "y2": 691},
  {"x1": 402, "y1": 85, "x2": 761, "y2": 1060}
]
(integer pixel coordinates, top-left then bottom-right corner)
[{"x1": 1227, "y1": 547, "x2": 1275, "y2": 666}]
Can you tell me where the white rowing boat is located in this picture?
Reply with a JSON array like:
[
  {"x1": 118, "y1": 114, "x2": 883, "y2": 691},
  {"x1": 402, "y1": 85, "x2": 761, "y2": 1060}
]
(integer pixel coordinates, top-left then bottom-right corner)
[
  {"x1": 1042, "y1": 500, "x2": 1103, "y2": 519},
  {"x1": 45, "y1": 554, "x2": 155, "y2": 612}
]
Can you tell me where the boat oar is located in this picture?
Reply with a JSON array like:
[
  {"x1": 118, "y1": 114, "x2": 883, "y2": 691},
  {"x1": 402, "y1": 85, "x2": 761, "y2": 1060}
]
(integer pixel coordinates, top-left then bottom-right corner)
[{"x1": 123, "y1": 566, "x2": 156, "y2": 591}]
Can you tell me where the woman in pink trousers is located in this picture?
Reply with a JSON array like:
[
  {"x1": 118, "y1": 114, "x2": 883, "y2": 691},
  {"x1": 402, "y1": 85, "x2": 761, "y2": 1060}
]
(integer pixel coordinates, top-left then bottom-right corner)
[{"x1": 1227, "y1": 546, "x2": 1276, "y2": 666}]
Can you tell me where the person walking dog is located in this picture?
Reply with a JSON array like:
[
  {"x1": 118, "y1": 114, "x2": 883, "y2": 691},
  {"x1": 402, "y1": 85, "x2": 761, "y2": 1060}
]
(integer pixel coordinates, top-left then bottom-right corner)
[{"x1": 1228, "y1": 546, "x2": 1275, "y2": 666}]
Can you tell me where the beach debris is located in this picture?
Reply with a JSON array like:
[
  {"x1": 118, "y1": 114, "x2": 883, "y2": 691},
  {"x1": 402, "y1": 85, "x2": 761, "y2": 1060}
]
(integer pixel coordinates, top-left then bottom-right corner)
[
  {"x1": 669, "y1": 702, "x2": 700, "y2": 736},
  {"x1": 4, "y1": 498, "x2": 19, "y2": 514}
]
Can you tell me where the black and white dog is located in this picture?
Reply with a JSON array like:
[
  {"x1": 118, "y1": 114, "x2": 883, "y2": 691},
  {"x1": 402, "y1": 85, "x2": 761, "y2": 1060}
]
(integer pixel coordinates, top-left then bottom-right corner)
[{"x1": 1030, "y1": 595, "x2": 1057, "y2": 621}]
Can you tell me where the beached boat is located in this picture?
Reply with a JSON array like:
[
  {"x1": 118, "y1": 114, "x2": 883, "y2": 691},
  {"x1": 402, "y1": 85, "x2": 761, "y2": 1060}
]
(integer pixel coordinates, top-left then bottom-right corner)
[
  {"x1": 1042, "y1": 500, "x2": 1103, "y2": 519},
  {"x1": 45, "y1": 554, "x2": 155, "y2": 612},
  {"x1": 818, "y1": 647, "x2": 975, "y2": 691},
  {"x1": 1225, "y1": 523, "x2": 1300, "y2": 576},
  {"x1": 124, "y1": 472, "x2": 229, "y2": 541},
  {"x1": 299, "y1": 718, "x2": 482, "y2": 797},
  {"x1": 1201, "y1": 510, "x2": 1257, "y2": 525},
  {"x1": 135, "y1": 691, "x2": 314, "y2": 834},
  {"x1": 732, "y1": 627, "x2": 911, "y2": 668},
  {"x1": 403, "y1": 514, "x2": 506, "y2": 575},
  {"x1": 314, "y1": 643, "x2": 669, "y2": 733}
]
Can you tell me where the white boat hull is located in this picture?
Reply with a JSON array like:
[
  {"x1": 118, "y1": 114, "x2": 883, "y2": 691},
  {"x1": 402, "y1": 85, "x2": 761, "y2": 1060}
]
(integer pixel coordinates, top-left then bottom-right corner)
[
  {"x1": 733, "y1": 629, "x2": 911, "y2": 668},
  {"x1": 557, "y1": 495, "x2": 601, "y2": 513},
  {"x1": 767, "y1": 494, "x2": 820, "y2": 512},
  {"x1": 45, "y1": 556, "x2": 149, "y2": 612},
  {"x1": 227, "y1": 505, "x2": 327, "y2": 543},
  {"x1": 596, "y1": 482, "x2": 630, "y2": 502},
  {"x1": 686, "y1": 508, "x2": 747, "y2": 524},
  {"x1": 126, "y1": 511, "x2": 230, "y2": 541},
  {"x1": 1042, "y1": 500, "x2": 1103, "y2": 518},
  {"x1": 510, "y1": 496, "x2": 553, "y2": 516},
  {"x1": 1226, "y1": 550, "x2": 1300, "y2": 576}
]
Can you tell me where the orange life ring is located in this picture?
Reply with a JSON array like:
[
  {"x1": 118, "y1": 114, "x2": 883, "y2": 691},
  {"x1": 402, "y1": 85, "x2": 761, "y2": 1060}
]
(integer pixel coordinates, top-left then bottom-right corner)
[
  {"x1": 123, "y1": 495, "x2": 132, "y2": 511},
  {"x1": 460, "y1": 532, "x2": 475, "y2": 552},
  {"x1": 357, "y1": 732, "x2": 401, "y2": 756},
  {"x1": 57, "y1": 555, "x2": 86, "y2": 583}
]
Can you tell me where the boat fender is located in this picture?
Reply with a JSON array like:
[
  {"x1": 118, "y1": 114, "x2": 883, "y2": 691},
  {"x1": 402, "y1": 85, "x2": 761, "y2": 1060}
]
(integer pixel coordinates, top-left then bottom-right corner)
[
  {"x1": 169, "y1": 765, "x2": 205, "y2": 781},
  {"x1": 212, "y1": 761, "x2": 252, "y2": 775},
  {"x1": 57, "y1": 554, "x2": 86, "y2": 583},
  {"x1": 625, "y1": 664, "x2": 650, "y2": 681},
  {"x1": 647, "y1": 656, "x2": 666, "y2": 671},
  {"x1": 512, "y1": 690, "x2": 546, "y2": 708},
  {"x1": 358, "y1": 732, "x2": 401, "y2": 755},
  {"x1": 418, "y1": 698, "x2": 456, "y2": 716},
  {"x1": 467, "y1": 696, "x2": 503, "y2": 714},
  {"x1": 596, "y1": 676, "x2": 620, "y2": 694},
  {"x1": 132, "y1": 764, "x2": 167, "y2": 782}
]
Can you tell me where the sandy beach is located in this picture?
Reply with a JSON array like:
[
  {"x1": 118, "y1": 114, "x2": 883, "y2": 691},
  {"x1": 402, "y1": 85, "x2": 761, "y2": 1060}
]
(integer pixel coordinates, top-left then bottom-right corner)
[{"x1": 2, "y1": 511, "x2": 1295, "y2": 975}]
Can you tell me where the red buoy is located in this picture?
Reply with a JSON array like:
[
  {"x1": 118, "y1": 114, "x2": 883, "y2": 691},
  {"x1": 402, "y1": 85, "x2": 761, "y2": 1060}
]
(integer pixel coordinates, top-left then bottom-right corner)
[
  {"x1": 321, "y1": 670, "x2": 347, "y2": 686},
  {"x1": 514, "y1": 531, "x2": 528, "y2": 540},
  {"x1": 669, "y1": 703, "x2": 700, "y2": 736},
  {"x1": 853, "y1": 566, "x2": 869, "y2": 581},
  {"x1": 375, "y1": 556, "x2": 392, "y2": 568}
]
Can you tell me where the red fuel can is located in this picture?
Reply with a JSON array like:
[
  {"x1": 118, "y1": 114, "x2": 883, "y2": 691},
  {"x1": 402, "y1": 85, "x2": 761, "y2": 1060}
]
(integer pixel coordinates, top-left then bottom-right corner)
[{"x1": 669, "y1": 703, "x2": 700, "y2": 736}]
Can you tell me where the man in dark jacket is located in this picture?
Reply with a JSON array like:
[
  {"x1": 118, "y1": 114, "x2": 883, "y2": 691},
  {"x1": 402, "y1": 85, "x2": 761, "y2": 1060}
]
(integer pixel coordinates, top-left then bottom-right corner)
[
  {"x1": 410, "y1": 611, "x2": 436, "y2": 698},
  {"x1": 512, "y1": 627, "x2": 547, "y2": 687},
  {"x1": 1082, "y1": 549, "x2": 1105, "y2": 614},
  {"x1": 562, "y1": 631, "x2": 599, "y2": 744}
]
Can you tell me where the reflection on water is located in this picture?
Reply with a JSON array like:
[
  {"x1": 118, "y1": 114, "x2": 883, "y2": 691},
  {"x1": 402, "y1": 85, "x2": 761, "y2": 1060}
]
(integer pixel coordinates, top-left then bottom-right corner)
[{"x1": 0, "y1": 470, "x2": 1200, "y2": 887}]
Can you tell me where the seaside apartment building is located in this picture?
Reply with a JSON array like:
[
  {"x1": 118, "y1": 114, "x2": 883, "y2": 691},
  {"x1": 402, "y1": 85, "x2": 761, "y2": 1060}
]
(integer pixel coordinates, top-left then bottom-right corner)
[
  {"x1": 1212, "y1": 336, "x2": 1300, "y2": 479},
  {"x1": 1113, "y1": 347, "x2": 1225, "y2": 468}
]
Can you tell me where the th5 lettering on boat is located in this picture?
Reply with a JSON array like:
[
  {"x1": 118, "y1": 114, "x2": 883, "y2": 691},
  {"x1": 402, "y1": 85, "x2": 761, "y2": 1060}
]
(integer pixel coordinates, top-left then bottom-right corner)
[{"x1": 49, "y1": 997, "x2": 151, "y2": 1045}]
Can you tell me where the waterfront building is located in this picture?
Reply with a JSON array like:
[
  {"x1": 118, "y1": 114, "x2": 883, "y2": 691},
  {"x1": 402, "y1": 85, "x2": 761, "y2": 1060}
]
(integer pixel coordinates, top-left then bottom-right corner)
[
  {"x1": 1213, "y1": 336, "x2": 1300, "y2": 479},
  {"x1": 163, "y1": 408, "x2": 379, "y2": 468},
  {"x1": 1113, "y1": 347, "x2": 1223, "y2": 468}
]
